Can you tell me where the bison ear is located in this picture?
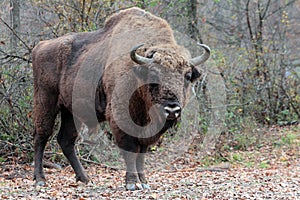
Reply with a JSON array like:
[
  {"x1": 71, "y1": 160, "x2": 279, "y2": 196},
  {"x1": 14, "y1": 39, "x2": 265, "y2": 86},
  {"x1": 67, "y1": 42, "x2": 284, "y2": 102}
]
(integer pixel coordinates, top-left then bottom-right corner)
[{"x1": 190, "y1": 67, "x2": 201, "y2": 83}]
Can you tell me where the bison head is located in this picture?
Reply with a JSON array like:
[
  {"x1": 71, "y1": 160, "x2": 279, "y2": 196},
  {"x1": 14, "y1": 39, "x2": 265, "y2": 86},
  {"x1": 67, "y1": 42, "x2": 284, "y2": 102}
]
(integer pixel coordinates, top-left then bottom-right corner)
[
  {"x1": 130, "y1": 43, "x2": 210, "y2": 122},
  {"x1": 111, "y1": 43, "x2": 210, "y2": 139}
]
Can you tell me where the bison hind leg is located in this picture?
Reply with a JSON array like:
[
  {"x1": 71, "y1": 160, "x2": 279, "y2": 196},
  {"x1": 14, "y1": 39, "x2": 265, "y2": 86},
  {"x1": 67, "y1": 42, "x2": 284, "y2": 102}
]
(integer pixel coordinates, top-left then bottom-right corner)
[
  {"x1": 33, "y1": 90, "x2": 59, "y2": 186},
  {"x1": 57, "y1": 107, "x2": 89, "y2": 183},
  {"x1": 34, "y1": 127, "x2": 54, "y2": 186}
]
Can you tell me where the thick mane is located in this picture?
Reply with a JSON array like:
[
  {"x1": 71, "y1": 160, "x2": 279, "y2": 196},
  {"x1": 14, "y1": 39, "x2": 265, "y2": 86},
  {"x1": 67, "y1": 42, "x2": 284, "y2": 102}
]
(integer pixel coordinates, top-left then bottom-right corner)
[
  {"x1": 147, "y1": 45, "x2": 190, "y2": 71},
  {"x1": 104, "y1": 7, "x2": 176, "y2": 45},
  {"x1": 103, "y1": 7, "x2": 191, "y2": 71}
]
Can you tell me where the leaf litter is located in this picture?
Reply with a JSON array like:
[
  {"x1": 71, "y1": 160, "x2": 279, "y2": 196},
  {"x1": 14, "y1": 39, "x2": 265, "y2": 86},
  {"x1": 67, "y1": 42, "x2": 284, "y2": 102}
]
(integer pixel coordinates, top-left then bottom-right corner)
[{"x1": 0, "y1": 126, "x2": 299, "y2": 199}]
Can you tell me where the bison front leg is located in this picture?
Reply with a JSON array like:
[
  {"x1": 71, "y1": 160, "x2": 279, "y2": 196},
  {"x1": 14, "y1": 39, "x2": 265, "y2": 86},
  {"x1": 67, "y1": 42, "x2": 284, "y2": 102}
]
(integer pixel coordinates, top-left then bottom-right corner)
[
  {"x1": 121, "y1": 149, "x2": 143, "y2": 191},
  {"x1": 57, "y1": 107, "x2": 89, "y2": 183},
  {"x1": 136, "y1": 145, "x2": 150, "y2": 189},
  {"x1": 121, "y1": 145, "x2": 150, "y2": 190}
]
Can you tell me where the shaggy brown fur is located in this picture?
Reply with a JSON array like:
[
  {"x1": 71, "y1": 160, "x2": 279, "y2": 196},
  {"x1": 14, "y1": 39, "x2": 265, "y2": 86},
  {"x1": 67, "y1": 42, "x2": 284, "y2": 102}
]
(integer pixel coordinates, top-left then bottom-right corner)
[{"x1": 32, "y1": 7, "x2": 209, "y2": 190}]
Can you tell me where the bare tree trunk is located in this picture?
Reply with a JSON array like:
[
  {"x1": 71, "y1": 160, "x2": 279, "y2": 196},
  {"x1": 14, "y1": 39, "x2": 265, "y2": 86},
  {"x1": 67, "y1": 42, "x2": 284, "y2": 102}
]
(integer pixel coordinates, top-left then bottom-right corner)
[
  {"x1": 236, "y1": 0, "x2": 243, "y2": 47},
  {"x1": 187, "y1": 0, "x2": 202, "y2": 43},
  {"x1": 10, "y1": 0, "x2": 20, "y2": 51},
  {"x1": 81, "y1": 0, "x2": 86, "y2": 31}
]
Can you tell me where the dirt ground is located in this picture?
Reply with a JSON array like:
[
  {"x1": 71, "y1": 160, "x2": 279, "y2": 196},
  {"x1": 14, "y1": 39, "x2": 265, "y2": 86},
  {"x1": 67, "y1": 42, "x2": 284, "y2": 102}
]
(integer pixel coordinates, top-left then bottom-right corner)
[
  {"x1": 0, "y1": 160, "x2": 299, "y2": 199},
  {"x1": 1, "y1": 126, "x2": 299, "y2": 199}
]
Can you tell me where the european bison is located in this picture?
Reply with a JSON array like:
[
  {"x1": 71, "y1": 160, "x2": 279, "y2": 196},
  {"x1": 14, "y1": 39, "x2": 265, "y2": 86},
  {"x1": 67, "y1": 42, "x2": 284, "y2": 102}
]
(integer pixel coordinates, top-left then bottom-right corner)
[{"x1": 32, "y1": 7, "x2": 210, "y2": 190}]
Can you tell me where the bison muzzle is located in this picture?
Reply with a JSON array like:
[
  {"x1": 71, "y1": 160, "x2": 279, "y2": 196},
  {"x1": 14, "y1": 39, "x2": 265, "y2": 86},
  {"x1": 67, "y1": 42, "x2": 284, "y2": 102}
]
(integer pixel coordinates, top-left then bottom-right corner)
[{"x1": 32, "y1": 7, "x2": 210, "y2": 190}]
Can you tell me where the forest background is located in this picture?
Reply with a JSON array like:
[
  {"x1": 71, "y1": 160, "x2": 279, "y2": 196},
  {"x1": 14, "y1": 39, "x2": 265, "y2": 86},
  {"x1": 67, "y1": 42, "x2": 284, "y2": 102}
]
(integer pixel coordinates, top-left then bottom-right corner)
[{"x1": 0, "y1": 0, "x2": 299, "y2": 172}]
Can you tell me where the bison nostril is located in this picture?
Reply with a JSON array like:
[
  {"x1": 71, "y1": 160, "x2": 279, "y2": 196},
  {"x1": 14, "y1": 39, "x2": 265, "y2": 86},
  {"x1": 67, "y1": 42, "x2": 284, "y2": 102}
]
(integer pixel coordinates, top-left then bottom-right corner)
[{"x1": 164, "y1": 102, "x2": 181, "y2": 119}]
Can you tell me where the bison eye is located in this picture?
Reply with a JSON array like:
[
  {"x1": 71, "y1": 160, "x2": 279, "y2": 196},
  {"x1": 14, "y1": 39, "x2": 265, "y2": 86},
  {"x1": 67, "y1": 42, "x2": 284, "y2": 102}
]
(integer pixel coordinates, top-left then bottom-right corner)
[{"x1": 185, "y1": 72, "x2": 192, "y2": 81}]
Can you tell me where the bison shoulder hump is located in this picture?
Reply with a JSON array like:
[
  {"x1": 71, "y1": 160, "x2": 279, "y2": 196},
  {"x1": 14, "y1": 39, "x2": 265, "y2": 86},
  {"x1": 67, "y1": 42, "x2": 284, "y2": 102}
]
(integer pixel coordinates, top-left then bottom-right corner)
[{"x1": 104, "y1": 7, "x2": 169, "y2": 30}]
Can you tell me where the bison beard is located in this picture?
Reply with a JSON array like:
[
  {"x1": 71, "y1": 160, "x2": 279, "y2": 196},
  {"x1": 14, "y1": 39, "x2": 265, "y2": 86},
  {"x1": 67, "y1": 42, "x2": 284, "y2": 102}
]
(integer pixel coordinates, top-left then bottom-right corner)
[{"x1": 32, "y1": 7, "x2": 210, "y2": 190}]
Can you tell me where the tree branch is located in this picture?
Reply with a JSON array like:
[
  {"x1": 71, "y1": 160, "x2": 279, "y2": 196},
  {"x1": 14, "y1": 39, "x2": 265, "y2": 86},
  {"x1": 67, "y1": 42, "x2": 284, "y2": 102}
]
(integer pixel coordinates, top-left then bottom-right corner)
[
  {"x1": 0, "y1": 17, "x2": 32, "y2": 52},
  {"x1": 265, "y1": 0, "x2": 297, "y2": 19},
  {"x1": 246, "y1": 0, "x2": 254, "y2": 41},
  {"x1": 261, "y1": 0, "x2": 271, "y2": 19},
  {"x1": 0, "y1": 49, "x2": 31, "y2": 63}
]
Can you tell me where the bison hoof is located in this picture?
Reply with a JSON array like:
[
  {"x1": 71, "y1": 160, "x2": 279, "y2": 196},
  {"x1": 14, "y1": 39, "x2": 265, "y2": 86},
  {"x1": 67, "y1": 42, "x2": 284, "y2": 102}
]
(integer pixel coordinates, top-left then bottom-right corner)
[
  {"x1": 141, "y1": 183, "x2": 150, "y2": 189},
  {"x1": 36, "y1": 180, "x2": 46, "y2": 187},
  {"x1": 126, "y1": 183, "x2": 150, "y2": 190},
  {"x1": 76, "y1": 175, "x2": 89, "y2": 184},
  {"x1": 126, "y1": 183, "x2": 143, "y2": 191}
]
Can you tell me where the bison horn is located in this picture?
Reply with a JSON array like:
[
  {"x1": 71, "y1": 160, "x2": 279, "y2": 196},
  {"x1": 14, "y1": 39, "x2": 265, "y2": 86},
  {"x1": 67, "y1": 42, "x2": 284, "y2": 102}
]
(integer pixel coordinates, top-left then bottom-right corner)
[
  {"x1": 130, "y1": 44, "x2": 153, "y2": 65},
  {"x1": 190, "y1": 43, "x2": 211, "y2": 66}
]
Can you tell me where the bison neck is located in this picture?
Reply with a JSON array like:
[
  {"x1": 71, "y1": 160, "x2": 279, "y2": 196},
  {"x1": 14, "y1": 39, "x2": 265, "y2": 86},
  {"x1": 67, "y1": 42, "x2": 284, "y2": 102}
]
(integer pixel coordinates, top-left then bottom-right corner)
[
  {"x1": 128, "y1": 92, "x2": 176, "y2": 146},
  {"x1": 137, "y1": 120, "x2": 177, "y2": 146},
  {"x1": 129, "y1": 92, "x2": 150, "y2": 127}
]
